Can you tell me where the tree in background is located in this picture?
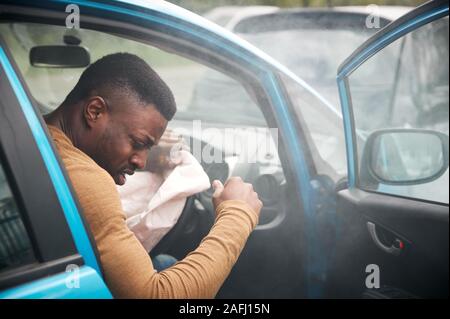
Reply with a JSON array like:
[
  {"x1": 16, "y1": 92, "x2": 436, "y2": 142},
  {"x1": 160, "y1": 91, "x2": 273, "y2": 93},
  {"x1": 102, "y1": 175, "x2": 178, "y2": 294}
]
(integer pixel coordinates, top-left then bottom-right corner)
[{"x1": 168, "y1": 0, "x2": 426, "y2": 13}]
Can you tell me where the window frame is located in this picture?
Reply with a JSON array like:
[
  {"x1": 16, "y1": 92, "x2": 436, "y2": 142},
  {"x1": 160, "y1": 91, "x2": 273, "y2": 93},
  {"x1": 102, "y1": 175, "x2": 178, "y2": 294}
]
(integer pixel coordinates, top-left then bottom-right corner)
[
  {"x1": 0, "y1": 4, "x2": 315, "y2": 210},
  {"x1": 0, "y1": 2, "x2": 319, "y2": 296},
  {"x1": 337, "y1": 0, "x2": 449, "y2": 206},
  {"x1": 0, "y1": 39, "x2": 84, "y2": 290}
]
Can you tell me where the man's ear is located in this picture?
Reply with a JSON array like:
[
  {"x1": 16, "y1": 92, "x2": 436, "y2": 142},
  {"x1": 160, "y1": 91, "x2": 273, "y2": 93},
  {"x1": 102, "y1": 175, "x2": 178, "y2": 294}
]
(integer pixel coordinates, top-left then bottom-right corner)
[{"x1": 83, "y1": 96, "x2": 108, "y2": 128}]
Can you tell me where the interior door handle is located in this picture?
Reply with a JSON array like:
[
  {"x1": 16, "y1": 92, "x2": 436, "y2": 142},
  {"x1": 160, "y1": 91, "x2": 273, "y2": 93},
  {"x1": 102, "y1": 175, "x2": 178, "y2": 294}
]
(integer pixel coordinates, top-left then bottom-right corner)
[{"x1": 367, "y1": 222, "x2": 404, "y2": 256}]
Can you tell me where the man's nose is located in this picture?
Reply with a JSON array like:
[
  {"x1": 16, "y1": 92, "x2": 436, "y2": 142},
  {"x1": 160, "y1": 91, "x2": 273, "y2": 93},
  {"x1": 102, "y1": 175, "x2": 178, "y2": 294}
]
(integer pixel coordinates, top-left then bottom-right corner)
[{"x1": 130, "y1": 151, "x2": 147, "y2": 170}]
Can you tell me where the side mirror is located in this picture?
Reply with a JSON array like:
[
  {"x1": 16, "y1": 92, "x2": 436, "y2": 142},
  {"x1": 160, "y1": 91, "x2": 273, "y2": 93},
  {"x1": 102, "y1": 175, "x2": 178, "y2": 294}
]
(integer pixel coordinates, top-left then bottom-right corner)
[
  {"x1": 360, "y1": 129, "x2": 449, "y2": 186},
  {"x1": 30, "y1": 45, "x2": 90, "y2": 68}
]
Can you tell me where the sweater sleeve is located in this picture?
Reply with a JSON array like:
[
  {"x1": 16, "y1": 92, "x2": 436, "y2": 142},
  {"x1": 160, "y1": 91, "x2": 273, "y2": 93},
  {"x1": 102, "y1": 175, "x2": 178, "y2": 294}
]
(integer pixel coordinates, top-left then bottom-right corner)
[{"x1": 67, "y1": 164, "x2": 258, "y2": 299}]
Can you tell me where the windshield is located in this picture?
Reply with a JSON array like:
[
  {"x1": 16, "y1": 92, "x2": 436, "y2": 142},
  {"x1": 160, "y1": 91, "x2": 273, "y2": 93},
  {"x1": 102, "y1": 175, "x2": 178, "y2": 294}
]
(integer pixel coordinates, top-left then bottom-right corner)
[
  {"x1": 0, "y1": 22, "x2": 266, "y2": 127},
  {"x1": 280, "y1": 72, "x2": 347, "y2": 179},
  {"x1": 235, "y1": 12, "x2": 389, "y2": 109},
  {"x1": 243, "y1": 30, "x2": 369, "y2": 85}
]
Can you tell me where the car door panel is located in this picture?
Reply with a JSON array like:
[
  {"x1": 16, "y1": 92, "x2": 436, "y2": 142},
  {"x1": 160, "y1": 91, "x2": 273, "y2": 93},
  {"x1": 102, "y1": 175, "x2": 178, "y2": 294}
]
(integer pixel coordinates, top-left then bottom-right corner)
[
  {"x1": 330, "y1": 0, "x2": 449, "y2": 299},
  {"x1": 0, "y1": 265, "x2": 111, "y2": 298},
  {"x1": 331, "y1": 189, "x2": 448, "y2": 298},
  {"x1": 0, "y1": 39, "x2": 111, "y2": 298}
]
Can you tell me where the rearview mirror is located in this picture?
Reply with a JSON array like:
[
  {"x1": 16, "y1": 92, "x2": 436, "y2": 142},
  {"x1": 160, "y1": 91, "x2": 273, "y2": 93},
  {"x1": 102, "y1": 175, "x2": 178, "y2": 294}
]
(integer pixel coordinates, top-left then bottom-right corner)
[
  {"x1": 361, "y1": 129, "x2": 449, "y2": 185},
  {"x1": 30, "y1": 45, "x2": 90, "y2": 68}
]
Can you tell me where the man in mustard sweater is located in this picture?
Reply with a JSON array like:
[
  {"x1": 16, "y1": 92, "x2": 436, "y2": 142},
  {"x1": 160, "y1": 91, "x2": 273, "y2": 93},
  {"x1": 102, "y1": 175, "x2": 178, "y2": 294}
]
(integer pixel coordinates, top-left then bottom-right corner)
[{"x1": 44, "y1": 53, "x2": 262, "y2": 298}]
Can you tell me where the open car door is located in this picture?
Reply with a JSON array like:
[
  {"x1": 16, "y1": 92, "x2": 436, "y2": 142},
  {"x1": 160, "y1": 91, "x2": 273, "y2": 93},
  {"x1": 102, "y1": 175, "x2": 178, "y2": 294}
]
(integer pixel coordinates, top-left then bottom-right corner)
[{"x1": 329, "y1": 0, "x2": 449, "y2": 298}]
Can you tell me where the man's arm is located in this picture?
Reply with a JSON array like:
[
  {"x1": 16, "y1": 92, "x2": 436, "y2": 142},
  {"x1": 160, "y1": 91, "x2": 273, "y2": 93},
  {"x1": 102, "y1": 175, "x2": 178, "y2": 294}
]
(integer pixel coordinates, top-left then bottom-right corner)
[{"x1": 69, "y1": 165, "x2": 260, "y2": 298}]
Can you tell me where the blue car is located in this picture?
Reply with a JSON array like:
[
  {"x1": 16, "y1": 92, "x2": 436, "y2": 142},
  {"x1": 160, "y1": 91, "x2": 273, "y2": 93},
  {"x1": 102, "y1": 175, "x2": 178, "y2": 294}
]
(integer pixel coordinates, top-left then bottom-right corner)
[{"x1": 0, "y1": 0, "x2": 448, "y2": 298}]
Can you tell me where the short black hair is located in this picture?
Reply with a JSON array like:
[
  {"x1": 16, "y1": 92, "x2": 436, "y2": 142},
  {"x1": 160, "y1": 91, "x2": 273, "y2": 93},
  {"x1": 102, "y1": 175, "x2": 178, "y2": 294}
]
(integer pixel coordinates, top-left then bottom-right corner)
[{"x1": 63, "y1": 53, "x2": 176, "y2": 120}]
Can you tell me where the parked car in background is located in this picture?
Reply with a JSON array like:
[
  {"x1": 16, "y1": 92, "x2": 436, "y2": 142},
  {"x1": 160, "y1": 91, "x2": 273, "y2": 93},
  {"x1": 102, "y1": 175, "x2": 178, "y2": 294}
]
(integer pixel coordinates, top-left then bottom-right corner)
[
  {"x1": 219, "y1": 6, "x2": 412, "y2": 110},
  {"x1": 333, "y1": 5, "x2": 413, "y2": 21}
]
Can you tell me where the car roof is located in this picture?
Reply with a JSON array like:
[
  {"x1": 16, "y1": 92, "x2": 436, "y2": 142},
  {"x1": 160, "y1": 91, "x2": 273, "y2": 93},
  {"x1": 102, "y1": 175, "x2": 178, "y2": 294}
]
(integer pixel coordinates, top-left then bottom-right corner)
[
  {"x1": 229, "y1": 6, "x2": 414, "y2": 33},
  {"x1": 114, "y1": 1, "x2": 271, "y2": 53},
  {"x1": 204, "y1": 5, "x2": 279, "y2": 28},
  {"x1": 206, "y1": 6, "x2": 280, "y2": 30},
  {"x1": 333, "y1": 6, "x2": 413, "y2": 21}
]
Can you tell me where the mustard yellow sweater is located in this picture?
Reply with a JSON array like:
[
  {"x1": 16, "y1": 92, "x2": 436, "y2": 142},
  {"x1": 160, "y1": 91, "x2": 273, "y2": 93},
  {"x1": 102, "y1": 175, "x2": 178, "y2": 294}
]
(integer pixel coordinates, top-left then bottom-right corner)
[{"x1": 48, "y1": 125, "x2": 258, "y2": 298}]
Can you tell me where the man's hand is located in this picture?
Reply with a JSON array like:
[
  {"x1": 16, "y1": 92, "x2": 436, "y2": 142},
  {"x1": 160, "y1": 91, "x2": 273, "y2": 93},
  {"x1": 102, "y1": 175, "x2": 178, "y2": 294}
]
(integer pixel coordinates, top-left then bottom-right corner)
[
  {"x1": 145, "y1": 129, "x2": 188, "y2": 175},
  {"x1": 212, "y1": 177, "x2": 263, "y2": 217}
]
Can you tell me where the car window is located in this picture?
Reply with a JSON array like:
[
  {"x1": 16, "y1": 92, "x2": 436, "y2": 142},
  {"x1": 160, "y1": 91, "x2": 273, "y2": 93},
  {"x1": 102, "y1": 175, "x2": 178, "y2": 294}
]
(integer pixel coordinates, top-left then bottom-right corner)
[
  {"x1": 1, "y1": 22, "x2": 287, "y2": 227},
  {"x1": 347, "y1": 16, "x2": 449, "y2": 204},
  {"x1": 234, "y1": 12, "x2": 389, "y2": 110},
  {"x1": 230, "y1": 12, "x2": 391, "y2": 180},
  {"x1": 0, "y1": 23, "x2": 265, "y2": 123},
  {"x1": 0, "y1": 158, "x2": 35, "y2": 273}
]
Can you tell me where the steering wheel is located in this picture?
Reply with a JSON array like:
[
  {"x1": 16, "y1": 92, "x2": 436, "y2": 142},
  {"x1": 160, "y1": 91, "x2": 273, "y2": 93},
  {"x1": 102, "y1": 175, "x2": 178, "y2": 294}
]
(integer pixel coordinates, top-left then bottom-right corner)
[
  {"x1": 150, "y1": 195, "x2": 198, "y2": 257},
  {"x1": 150, "y1": 138, "x2": 229, "y2": 258}
]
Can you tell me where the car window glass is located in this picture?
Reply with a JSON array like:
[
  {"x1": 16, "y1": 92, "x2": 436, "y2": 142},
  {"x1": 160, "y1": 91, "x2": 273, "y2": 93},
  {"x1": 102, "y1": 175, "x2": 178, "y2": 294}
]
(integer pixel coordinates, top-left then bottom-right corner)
[
  {"x1": 280, "y1": 73, "x2": 347, "y2": 180},
  {"x1": 1, "y1": 22, "x2": 287, "y2": 227},
  {"x1": 348, "y1": 16, "x2": 449, "y2": 204},
  {"x1": 235, "y1": 12, "x2": 390, "y2": 109},
  {"x1": 0, "y1": 23, "x2": 266, "y2": 124},
  {"x1": 0, "y1": 158, "x2": 35, "y2": 274}
]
